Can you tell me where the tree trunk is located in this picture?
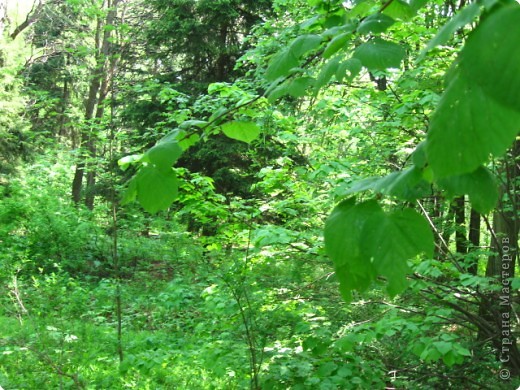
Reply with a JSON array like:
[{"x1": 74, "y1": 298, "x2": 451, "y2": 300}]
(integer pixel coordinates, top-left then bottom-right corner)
[
  {"x1": 467, "y1": 208, "x2": 480, "y2": 275},
  {"x1": 478, "y1": 140, "x2": 520, "y2": 375},
  {"x1": 72, "y1": 1, "x2": 119, "y2": 208},
  {"x1": 453, "y1": 196, "x2": 466, "y2": 254}
]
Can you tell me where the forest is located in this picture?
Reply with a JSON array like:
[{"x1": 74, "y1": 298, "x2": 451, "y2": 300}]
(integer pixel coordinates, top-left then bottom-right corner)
[{"x1": 0, "y1": 0, "x2": 519, "y2": 388}]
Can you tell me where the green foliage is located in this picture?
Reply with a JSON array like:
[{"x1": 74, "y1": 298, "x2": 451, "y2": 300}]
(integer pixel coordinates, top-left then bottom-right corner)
[
  {"x1": 0, "y1": 160, "x2": 103, "y2": 275},
  {"x1": 221, "y1": 120, "x2": 261, "y2": 143},
  {"x1": 426, "y1": 5, "x2": 520, "y2": 178},
  {"x1": 438, "y1": 166, "x2": 498, "y2": 214},
  {"x1": 353, "y1": 38, "x2": 406, "y2": 71},
  {"x1": 133, "y1": 166, "x2": 179, "y2": 214},
  {"x1": 357, "y1": 13, "x2": 395, "y2": 35},
  {"x1": 325, "y1": 198, "x2": 433, "y2": 300},
  {"x1": 418, "y1": 1, "x2": 481, "y2": 60},
  {"x1": 265, "y1": 34, "x2": 323, "y2": 81},
  {"x1": 3, "y1": 0, "x2": 520, "y2": 387}
]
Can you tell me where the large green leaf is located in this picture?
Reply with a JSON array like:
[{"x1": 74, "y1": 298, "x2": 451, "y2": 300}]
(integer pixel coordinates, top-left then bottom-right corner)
[
  {"x1": 265, "y1": 35, "x2": 323, "y2": 81},
  {"x1": 363, "y1": 208, "x2": 434, "y2": 296},
  {"x1": 314, "y1": 56, "x2": 341, "y2": 91},
  {"x1": 135, "y1": 165, "x2": 179, "y2": 214},
  {"x1": 438, "y1": 166, "x2": 498, "y2": 214},
  {"x1": 268, "y1": 77, "x2": 315, "y2": 102},
  {"x1": 357, "y1": 13, "x2": 395, "y2": 35},
  {"x1": 289, "y1": 34, "x2": 323, "y2": 57},
  {"x1": 335, "y1": 58, "x2": 362, "y2": 82},
  {"x1": 265, "y1": 49, "x2": 299, "y2": 81},
  {"x1": 426, "y1": 72, "x2": 520, "y2": 178},
  {"x1": 325, "y1": 199, "x2": 433, "y2": 301},
  {"x1": 285, "y1": 77, "x2": 315, "y2": 97},
  {"x1": 460, "y1": 5, "x2": 520, "y2": 112},
  {"x1": 221, "y1": 121, "x2": 261, "y2": 144},
  {"x1": 338, "y1": 166, "x2": 430, "y2": 201},
  {"x1": 353, "y1": 38, "x2": 405, "y2": 71},
  {"x1": 323, "y1": 32, "x2": 352, "y2": 59},
  {"x1": 324, "y1": 198, "x2": 379, "y2": 301},
  {"x1": 383, "y1": 0, "x2": 415, "y2": 20},
  {"x1": 145, "y1": 140, "x2": 183, "y2": 172}
]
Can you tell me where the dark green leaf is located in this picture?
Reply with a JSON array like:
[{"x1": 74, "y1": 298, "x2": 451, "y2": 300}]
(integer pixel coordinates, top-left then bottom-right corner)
[
  {"x1": 357, "y1": 13, "x2": 395, "y2": 35},
  {"x1": 286, "y1": 77, "x2": 314, "y2": 97},
  {"x1": 438, "y1": 166, "x2": 498, "y2": 214},
  {"x1": 265, "y1": 49, "x2": 299, "y2": 81},
  {"x1": 324, "y1": 198, "x2": 379, "y2": 301},
  {"x1": 426, "y1": 72, "x2": 520, "y2": 178},
  {"x1": 323, "y1": 32, "x2": 352, "y2": 58},
  {"x1": 412, "y1": 142, "x2": 427, "y2": 168},
  {"x1": 325, "y1": 199, "x2": 433, "y2": 300},
  {"x1": 289, "y1": 34, "x2": 323, "y2": 57},
  {"x1": 363, "y1": 208, "x2": 434, "y2": 296},
  {"x1": 338, "y1": 166, "x2": 430, "y2": 201},
  {"x1": 121, "y1": 176, "x2": 137, "y2": 205},
  {"x1": 353, "y1": 39, "x2": 405, "y2": 71},
  {"x1": 460, "y1": 5, "x2": 520, "y2": 111},
  {"x1": 433, "y1": 341, "x2": 452, "y2": 356},
  {"x1": 268, "y1": 77, "x2": 315, "y2": 102},
  {"x1": 336, "y1": 58, "x2": 362, "y2": 82},
  {"x1": 315, "y1": 57, "x2": 341, "y2": 90}
]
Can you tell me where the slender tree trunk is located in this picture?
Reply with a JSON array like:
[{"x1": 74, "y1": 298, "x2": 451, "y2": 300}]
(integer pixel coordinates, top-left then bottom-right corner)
[
  {"x1": 467, "y1": 208, "x2": 480, "y2": 275},
  {"x1": 71, "y1": 63, "x2": 102, "y2": 205},
  {"x1": 453, "y1": 196, "x2": 466, "y2": 254},
  {"x1": 478, "y1": 140, "x2": 520, "y2": 375}
]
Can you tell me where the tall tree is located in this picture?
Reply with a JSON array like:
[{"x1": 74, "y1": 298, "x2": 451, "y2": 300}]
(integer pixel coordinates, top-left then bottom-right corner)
[{"x1": 71, "y1": 0, "x2": 123, "y2": 208}]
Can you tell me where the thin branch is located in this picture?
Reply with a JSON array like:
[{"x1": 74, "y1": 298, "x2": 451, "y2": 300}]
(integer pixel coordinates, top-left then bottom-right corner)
[{"x1": 10, "y1": 0, "x2": 46, "y2": 40}]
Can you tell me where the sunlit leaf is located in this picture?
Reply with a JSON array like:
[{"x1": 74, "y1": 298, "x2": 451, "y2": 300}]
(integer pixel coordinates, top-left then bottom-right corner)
[
  {"x1": 135, "y1": 166, "x2": 178, "y2": 214},
  {"x1": 383, "y1": 0, "x2": 415, "y2": 20},
  {"x1": 118, "y1": 154, "x2": 142, "y2": 171},
  {"x1": 221, "y1": 121, "x2": 261, "y2": 144},
  {"x1": 145, "y1": 140, "x2": 183, "y2": 172}
]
